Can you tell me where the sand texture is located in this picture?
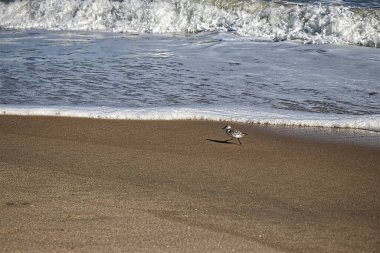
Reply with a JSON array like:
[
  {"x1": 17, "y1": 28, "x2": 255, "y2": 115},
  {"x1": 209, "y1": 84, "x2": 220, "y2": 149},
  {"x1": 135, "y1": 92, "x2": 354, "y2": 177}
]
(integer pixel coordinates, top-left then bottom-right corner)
[{"x1": 0, "y1": 116, "x2": 379, "y2": 252}]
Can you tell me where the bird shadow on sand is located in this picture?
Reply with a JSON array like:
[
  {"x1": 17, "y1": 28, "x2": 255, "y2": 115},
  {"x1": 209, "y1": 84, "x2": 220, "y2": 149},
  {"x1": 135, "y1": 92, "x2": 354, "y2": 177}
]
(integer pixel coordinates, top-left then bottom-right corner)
[{"x1": 206, "y1": 139, "x2": 236, "y2": 145}]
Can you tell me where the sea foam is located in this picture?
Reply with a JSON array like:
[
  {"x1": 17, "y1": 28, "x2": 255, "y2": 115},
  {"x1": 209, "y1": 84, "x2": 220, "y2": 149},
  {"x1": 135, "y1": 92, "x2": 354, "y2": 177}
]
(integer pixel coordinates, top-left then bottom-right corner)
[
  {"x1": 0, "y1": 0, "x2": 379, "y2": 47},
  {"x1": 1, "y1": 105, "x2": 379, "y2": 132}
]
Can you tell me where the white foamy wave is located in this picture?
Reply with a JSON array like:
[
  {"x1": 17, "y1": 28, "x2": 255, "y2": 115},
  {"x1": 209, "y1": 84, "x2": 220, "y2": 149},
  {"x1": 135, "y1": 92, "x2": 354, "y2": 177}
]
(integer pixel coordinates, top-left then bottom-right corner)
[
  {"x1": 1, "y1": 105, "x2": 379, "y2": 132},
  {"x1": 0, "y1": 0, "x2": 379, "y2": 47}
]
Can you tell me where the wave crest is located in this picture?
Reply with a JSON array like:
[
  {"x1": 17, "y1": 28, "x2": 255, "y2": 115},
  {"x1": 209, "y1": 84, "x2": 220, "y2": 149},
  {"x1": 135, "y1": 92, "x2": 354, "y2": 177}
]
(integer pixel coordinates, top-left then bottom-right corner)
[{"x1": 0, "y1": 0, "x2": 379, "y2": 47}]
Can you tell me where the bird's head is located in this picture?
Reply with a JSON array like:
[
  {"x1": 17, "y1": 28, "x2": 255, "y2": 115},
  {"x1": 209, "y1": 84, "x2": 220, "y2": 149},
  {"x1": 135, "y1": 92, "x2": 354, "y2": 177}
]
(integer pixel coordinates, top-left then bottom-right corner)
[{"x1": 222, "y1": 125, "x2": 232, "y2": 130}]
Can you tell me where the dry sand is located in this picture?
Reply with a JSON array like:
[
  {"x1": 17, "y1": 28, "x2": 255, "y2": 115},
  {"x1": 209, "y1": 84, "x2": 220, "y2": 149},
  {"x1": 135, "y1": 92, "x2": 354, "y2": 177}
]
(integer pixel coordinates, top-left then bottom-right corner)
[{"x1": 0, "y1": 115, "x2": 379, "y2": 253}]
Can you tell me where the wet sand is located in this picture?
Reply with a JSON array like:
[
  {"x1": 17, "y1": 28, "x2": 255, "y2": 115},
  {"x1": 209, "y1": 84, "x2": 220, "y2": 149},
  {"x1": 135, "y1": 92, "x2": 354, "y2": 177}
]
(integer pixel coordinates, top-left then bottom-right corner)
[{"x1": 0, "y1": 115, "x2": 379, "y2": 252}]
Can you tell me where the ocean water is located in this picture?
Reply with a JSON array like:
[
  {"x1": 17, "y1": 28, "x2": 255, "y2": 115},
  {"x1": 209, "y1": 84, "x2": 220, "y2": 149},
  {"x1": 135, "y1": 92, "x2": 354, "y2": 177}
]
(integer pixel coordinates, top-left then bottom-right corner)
[{"x1": 0, "y1": 0, "x2": 379, "y2": 134}]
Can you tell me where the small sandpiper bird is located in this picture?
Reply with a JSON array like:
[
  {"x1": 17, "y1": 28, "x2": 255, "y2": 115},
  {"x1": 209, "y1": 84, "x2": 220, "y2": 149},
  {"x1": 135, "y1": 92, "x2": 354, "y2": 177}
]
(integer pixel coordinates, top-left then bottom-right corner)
[{"x1": 222, "y1": 125, "x2": 247, "y2": 145}]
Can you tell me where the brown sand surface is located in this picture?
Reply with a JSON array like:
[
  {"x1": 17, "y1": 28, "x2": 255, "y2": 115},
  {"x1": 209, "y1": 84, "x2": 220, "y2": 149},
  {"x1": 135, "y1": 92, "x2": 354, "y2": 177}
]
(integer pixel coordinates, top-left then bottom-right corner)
[{"x1": 0, "y1": 115, "x2": 379, "y2": 253}]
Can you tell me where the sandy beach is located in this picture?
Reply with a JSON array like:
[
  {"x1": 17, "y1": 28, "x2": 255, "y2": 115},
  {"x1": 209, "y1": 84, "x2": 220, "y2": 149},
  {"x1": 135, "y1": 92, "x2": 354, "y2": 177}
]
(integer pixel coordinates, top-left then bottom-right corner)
[{"x1": 0, "y1": 115, "x2": 379, "y2": 253}]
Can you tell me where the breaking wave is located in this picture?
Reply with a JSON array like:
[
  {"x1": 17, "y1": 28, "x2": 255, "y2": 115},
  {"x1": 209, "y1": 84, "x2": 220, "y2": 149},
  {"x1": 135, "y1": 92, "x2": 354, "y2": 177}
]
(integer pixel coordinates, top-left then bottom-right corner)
[{"x1": 0, "y1": 0, "x2": 379, "y2": 47}]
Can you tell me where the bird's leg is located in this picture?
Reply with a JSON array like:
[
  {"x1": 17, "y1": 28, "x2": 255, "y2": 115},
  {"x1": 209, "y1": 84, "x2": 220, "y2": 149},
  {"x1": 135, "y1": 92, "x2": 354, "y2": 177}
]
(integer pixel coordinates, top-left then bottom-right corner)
[{"x1": 237, "y1": 138, "x2": 242, "y2": 145}]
